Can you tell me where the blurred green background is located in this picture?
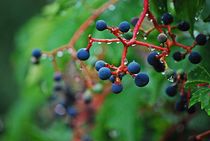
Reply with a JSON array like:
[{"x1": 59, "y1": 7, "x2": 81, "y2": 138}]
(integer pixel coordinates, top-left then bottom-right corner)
[
  {"x1": 0, "y1": 0, "x2": 209, "y2": 141},
  {"x1": 0, "y1": 0, "x2": 46, "y2": 126}
]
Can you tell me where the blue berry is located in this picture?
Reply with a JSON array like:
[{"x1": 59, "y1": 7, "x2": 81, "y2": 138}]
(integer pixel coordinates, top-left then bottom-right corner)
[
  {"x1": 95, "y1": 60, "x2": 106, "y2": 71},
  {"x1": 109, "y1": 75, "x2": 116, "y2": 83},
  {"x1": 82, "y1": 135, "x2": 92, "y2": 141},
  {"x1": 96, "y1": 20, "x2": 107, "y2": 31},
  {"x1": 67, "y1": 106, "x2": 78, "y2": 117},
  {"x1": 161, "y1": 13, "x2": 173, "y2": 25},
  {"x1": 178, "y1": 21, "x2": 190, "y2": 31},
  {"x1": 188, "y1": 52, "x2": 202, "y2": 64},
  {"x1": 157, "y1": 33, "x2": 167, "y2": 43},
  {"x1": 118, "y1": 21, "x2": 130, "y2": 32},
  {"x1": 134, "y1": 73, "x2": 149, "y2": 87},
  {"x1": 127, "y1": 61, "x2": 141, "y2": 74},
  {"x1": 112, "y1": 83, "x2": 123, "y2": 94},
  {"x1": 147, "y1": 52, "x2": 166, "y2": 72},
  {"x1": 32, "y1": 48, "x2": 42, "y2": 59},
  {"x1": 98, "y1": 67, "x2": 112, "y2": 80},
  {"x1": 131, "y1": 17, "x2": 139, "y2": 26},
  {"x1": 77, "y1": 48, "x2": 90, "y2": 60},
  {"x1": 195, "y1": 33, "x2": 207, "y2": 45},
  {"x1": 147, "y1": 52, "x2": 159, "y2": 66},
  {"x1": 153, "y1": 62, "x2": 165, "y2": 72},
  {"x1": 165, "y1": 84, "x2": 177, "y2": 97},
  {"x1": 173, "y1": 51, "x2": 184, "y2": 61},
  {"x1": 54, "y1": 72, "x2": 62, "y2": 81}
]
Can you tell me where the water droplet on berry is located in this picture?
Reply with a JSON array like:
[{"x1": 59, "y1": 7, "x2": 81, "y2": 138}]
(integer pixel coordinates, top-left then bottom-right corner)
[
  {"x1": 57, "y1": 51, "x2": 63, "y2": 57},
  {"x1": 167, "y1": 75, "x2": 175, "y2": 82}
]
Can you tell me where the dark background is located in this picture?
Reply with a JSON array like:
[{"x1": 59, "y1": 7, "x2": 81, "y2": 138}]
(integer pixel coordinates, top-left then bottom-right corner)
[{"x1": 0, "y1": 0, "x2": 47, "y2": 116}]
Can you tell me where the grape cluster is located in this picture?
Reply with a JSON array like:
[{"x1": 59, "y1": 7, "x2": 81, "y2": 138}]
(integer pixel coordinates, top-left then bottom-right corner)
[
  {"x1": 49, "y1": 75, "x2": 95, "y2": 140},
  {"x1": 94, "y1": 60, "x2": 149, "y2": 94},
  {"x1": 165, "y1": 70, "x2": 196, "y2": 114},
  {"x1": 77, "y1": 20, "x2": 151, "y2": 94}
]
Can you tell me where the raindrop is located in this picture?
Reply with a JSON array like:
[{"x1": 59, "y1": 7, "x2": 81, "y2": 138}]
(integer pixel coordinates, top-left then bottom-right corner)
[
  {"x1": 109, "y1": 130, "x2": 119, "y2": 138},
  {"x1": 41, "y1": 54, "x2": 48, "y2": 59},
  {"x1": 167, "y1": 75, "x2": 175, "y2": 82},
  {"x1": 194, "y1": 17, "x2": 199, "y2": 21},
  {"x1": 149, "y1": 47, "x2": 155, "y2": 51},
  {"x1": 57, "y1": 51, "x2": 63, "y2": 57},
  {"x1": 124, "y1": 58, "x2": 128, "y2": 65},
  {"x1": 108, "y1": 5, "x2": 116, "y2": 11}
]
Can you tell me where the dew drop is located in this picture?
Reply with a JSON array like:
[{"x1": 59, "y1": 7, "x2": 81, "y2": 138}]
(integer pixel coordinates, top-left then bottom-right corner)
[
  {"x1": 57, "y1": 51, "x2": 63, "y2": 57},
  {"x1": 167, "y1": 75, "x2": 175, "y2": 82},
  {"x1": 108, "y1": 4, "x2": 116, "y2": 11},
  {"x1": 109, "y1": 130, "x2": 119, "y2": 139},
  {"x1": 41, "y1": 54, "x2": 48, "y2": 59},
  {"x1": 124, "y1": 58, "x2": 128, "y2": 65},
  {"x1": 194, "y1": 17, "x2": 199, "y2": 21}
]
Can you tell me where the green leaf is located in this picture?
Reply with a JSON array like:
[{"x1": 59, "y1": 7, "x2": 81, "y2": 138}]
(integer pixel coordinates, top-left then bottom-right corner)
[
  {"x1": 174, "y1": 0, "x2": 205, "y2": 34},
  {"x1": 201, "y1": 0, "x2": 210, "y2": 22},
  {"x1": 188, "y1": 65, "x2": 210, "y2": 82},
  {"x1": 189, "y1": 87, "x2": 210, "y2": 115}
]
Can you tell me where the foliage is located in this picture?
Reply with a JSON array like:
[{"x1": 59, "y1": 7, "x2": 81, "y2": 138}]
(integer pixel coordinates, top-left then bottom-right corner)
[{"x1": 2, "y1": 0, "x2": 210, "y2": 141}]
